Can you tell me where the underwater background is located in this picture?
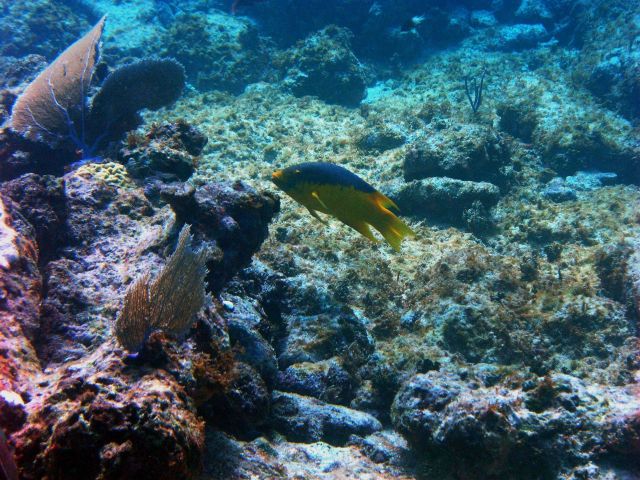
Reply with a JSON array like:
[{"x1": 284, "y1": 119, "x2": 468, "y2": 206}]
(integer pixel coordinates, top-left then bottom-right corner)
[{"x1": 0, "y1": 0, "x2": 639, "y2": 479}]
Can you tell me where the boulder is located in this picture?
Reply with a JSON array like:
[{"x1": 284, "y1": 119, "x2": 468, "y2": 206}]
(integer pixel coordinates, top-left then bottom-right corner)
[
  {"x1": 280, "y1": 26, "x2": 367, "y2": 106},
  {"x1": 489, "y1": 24, "x2": 549, "y2": 51},
  {"x1": 403, "y1": 123, "x2": 511, "y2": 186},
  {"x1": 271, "y1": 391, "x2": 382, "y2": 445},
  {"x1": 394, "y1": 177, "x2": 500, "y2": 227}
]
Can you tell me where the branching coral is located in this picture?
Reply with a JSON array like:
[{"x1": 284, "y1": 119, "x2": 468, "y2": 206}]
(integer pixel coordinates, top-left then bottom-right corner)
[{"x1": 115, "y1": 225, "x2": 210, "y2": 352}]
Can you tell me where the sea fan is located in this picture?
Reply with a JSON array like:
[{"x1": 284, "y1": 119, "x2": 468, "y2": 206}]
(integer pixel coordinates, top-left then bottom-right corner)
[
  {"x1": 10, "y1": 16, "x2": 106, "y2": 151},
  {"x1": 115, "y1": 225, "x2": 210, "y2": 352},
  {"x1": 9, "y1": 17, "x2": 186, "y2": 162}
]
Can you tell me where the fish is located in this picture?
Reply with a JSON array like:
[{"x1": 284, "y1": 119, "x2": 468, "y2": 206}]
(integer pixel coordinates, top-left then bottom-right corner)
[
  {"x1": 231, "y1": 0, "x2": 266, "y2": 15},
  {"x1": 401, "y1": 15, "x2": 426, "y2": 32},
  {"x1": 271, "y1": 162, "x2": 415, "y2": 251}
]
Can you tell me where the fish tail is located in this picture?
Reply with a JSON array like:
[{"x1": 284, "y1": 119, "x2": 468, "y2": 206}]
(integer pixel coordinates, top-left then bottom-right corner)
[{"x1": 371, "y1": 201, "x2": 416, "y2": 252}]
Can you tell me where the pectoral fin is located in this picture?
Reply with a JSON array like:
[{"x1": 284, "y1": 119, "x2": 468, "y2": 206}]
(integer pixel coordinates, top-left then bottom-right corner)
[
  {"x1": 307, "y1": 208, "x2": 328, "y2": 224},
  {"x1": 311, "y1": 191, "x2": 330, "y2": 211}
]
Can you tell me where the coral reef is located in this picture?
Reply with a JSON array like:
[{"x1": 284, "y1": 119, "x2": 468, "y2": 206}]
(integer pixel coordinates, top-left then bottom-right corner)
[
  {"x1": 161, "y1": 12, "x2": 271, "y2": 93},
  {"x1": 0, "y1": 0, "x2": 90, "y2": 59},
  {"x1": 278, "y1": 26, "x2": 367, "y2": 106},
  {"x1": 119, "y1": 120, "x2": 207, "y2": 181},
  {"x1": 1, "y1": 0, "x2": 639, "y2": 479},
  {"x1": 5, "y1": 21, "x2": 186, "y2": 178}
]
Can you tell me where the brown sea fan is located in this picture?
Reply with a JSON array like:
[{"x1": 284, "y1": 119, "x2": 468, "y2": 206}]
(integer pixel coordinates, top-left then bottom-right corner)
[
  {"x1": 10, "y1": 15, "x2": 106, "y2": 148},
  {"x1": 115, "y1": 225, "x2": 210, "y2": 352}
]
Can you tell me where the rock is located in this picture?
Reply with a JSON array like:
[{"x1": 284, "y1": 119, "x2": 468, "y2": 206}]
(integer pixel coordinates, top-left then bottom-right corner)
[
  {"x1": 542, "y1": 296, "x2": 631, "y2": 360},
  {"x1": 276, "y1": 357, "x2": 354, "y2": 405},
  {"x1": 627, "y1": 237, "x2": 640, "y2": 319},
  {"x1": 540, "y1": 123, "x2": 640, "y2": 180},
  {"x1": 0, "y1": 195, "x2": 42, "y2": 402},
  {"x1": 11, "y1": 349, "x2": 205, "y2": 480},
  {"x1": 349, "y1": 430, "x2": 411, "y2": 466},
  {"x1": 0, "y1": 0, "x2": 90, "y2": 59},
  {"x1": 226, "y1": 299, "x2": 279, "y2": 386},
  {"x1": 403, "y1": 124, "x2": 511, "y2": 186},
  {"x1": 391, "y1": 371, "x2": 464, "y2": 447},
  {"x1": 470, "y1": 10, "x2": 498, "y2": 28},
  {"x1": 565, "y1": 171, "x2": 618, "y2": 191},
  {"x1": 38, "y1": 167, "x2": 168, "y2": 364},
  {"x1": 355, "y1": 122, "x2": 406, "y2": 154},
  {"x1": 497, "y1": 101, "x2": 539, "y2": 143},
  {"x1": 394, "y1": 177, "x2": 500, "y2": 226},
  {"x1": 280, "y1": 26, "x2": 367, "y2": 106},
  {"x1": 585, "y1": 49, "x2": 640, "y2": 121},
  {"x1": 602, "y1": 396, "x2": 640, "y2": 462},
  {"x1": 278, "y1": 302, "x2": 374, "y2": 368},
  {"x1": 0, "y1": 390, "x2": 27, "y2": 435},
  {"x1": 199, "y1": 428, "x2": 412, "y2": 479},
  {"x1": 392, "y1": 370, "x2": 640, "y2": 479},
  {"x1": 515, "y1": 0, "x2": 553, "y2": 23},
  {"x1": 161, "y1": 180, "x2": 280, "y2": 292},
  {"x1": 0, "y1": 54, "x2": 47, "y2": 89},
  {"x1": 0, "y1": 128, "x2": 71, "y2": 181},
  {"x1": 0, "y1": 173, "x2": 66, "y2": 264},
  {"x1": 542, "y1": 177, "x2": 577, "y2": 202},
  {"x1": 200, "y1": 362, "x2": 270, "y2": 440},
  {"x1": 161, "y1": 12, "x2": 271, "y2": 93},
  {"x1": 270, "y1": 391, "x2": 382, "y2": 445},
  {"x1": 119, "y1": 121, "x2": 208, "y2": 181},
  {"x1": 490, "y1": 24, "x2": 549, "y2": 51}
]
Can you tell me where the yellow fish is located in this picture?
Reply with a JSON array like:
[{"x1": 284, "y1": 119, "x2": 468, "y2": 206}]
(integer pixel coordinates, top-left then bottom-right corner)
[{"x1": 272, "y1": 162, "x2": 415, "y2": 251}]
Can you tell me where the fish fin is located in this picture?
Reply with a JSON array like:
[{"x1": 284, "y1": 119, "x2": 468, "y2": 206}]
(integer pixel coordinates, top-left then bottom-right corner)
[
  {"x1": 371, "y1": 207, "x2": 416, "y2": 252},
  {"x1": 307, "y1": 208, "x2": 328, "y2": 225},
  {"x1": 374, "y1": 191, "x2": 401, "y2": 214},
  {"x1": 311, "y1": 191, "x2": 330, "y2": 211},
  {"x1": 346, "y1": 221, "x2": 379, "y2": 244}
]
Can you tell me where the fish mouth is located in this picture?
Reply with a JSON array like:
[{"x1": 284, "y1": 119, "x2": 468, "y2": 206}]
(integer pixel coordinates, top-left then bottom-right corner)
[{"x1": 271, "y1": 170, "x2": 283, "y2": 183}]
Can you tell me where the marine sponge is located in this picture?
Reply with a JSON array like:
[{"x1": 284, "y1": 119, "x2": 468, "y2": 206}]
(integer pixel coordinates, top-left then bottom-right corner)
[
  {"x1": 115, "y1": 224, "x2": 210, "y2": 352},
  {"x1": 87, "y1": 58, "x2": 185, "y2": 147}
]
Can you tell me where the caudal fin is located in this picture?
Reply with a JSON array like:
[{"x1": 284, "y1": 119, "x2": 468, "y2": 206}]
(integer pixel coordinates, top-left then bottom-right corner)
[{"x1": 371, "y1": 194, "x2": 416, "y2": 252}]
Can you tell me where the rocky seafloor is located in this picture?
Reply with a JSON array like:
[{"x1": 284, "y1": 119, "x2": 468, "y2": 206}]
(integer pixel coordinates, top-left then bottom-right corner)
[{"x1": 0, "y1": 0, "x2": 639, "y2": 479}]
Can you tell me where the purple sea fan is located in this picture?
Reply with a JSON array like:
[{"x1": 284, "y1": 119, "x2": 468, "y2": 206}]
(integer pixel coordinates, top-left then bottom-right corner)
[{"x1": 9, "y1": 16, "x2": 106, "y2": 152}]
